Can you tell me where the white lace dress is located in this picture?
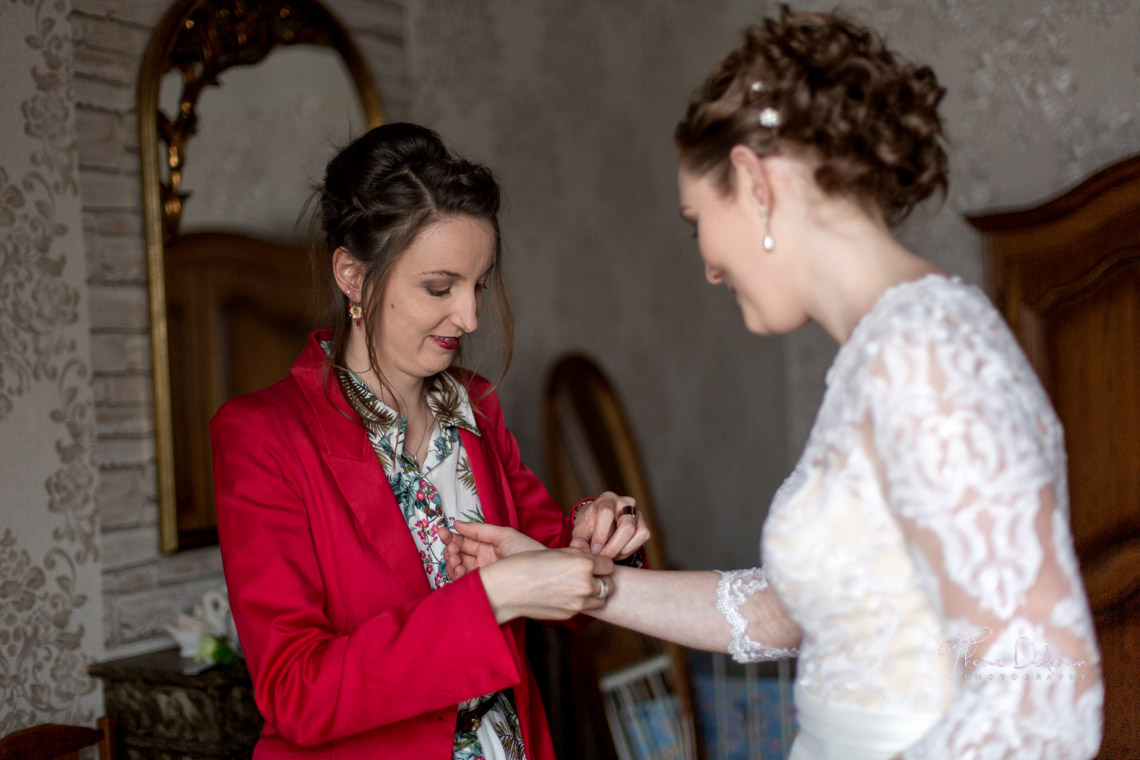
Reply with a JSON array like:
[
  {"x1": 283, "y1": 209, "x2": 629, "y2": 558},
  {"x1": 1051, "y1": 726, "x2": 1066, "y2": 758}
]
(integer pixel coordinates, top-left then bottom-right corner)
[{"x1": 718, "y1": 275, "x2": 1103, "y2": 759}]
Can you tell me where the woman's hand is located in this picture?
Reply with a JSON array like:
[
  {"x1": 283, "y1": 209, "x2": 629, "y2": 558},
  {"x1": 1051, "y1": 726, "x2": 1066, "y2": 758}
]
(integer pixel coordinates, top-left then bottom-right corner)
[
  {"x1": 479, "y1": 549, "x2": 615, "y2": 623},
  {"x1": 571, "y1": 491, "x2": 650, "y2": 560},
  {"x1": 441, "y1": 522, "x2": 616, "y2": 623},
  {"x1": 440, "y1": 521, "x2": 541, "y2": 580}
]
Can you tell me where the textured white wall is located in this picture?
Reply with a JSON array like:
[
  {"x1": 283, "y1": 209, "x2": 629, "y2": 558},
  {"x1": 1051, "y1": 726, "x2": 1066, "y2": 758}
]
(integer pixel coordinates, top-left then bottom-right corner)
[
  {"x1": 781, "y1": 0, "x2": 1140, "y2": 467},
  {"x1": 404, "y1": 0, "x2": 1140, "y2": 572},
  {"x1": 405, "y1": 0, "x2": 790, "y2": 571}
]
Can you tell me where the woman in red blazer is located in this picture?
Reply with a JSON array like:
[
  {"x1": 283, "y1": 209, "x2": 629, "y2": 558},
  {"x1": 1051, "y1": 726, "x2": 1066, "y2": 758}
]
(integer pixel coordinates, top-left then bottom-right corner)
[{"x1": 211, "y1": 123, "x2": 648, "y2": 759}]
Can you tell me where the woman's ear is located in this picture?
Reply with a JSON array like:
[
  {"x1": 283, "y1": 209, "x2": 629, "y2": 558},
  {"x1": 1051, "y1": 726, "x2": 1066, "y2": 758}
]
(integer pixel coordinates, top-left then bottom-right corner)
[
  {"x1": 331, "y1": 246, "x2": 364, "y2": 300},
  {"x1": 729, "y1": 145, "x2": 772, "y2": 210}
]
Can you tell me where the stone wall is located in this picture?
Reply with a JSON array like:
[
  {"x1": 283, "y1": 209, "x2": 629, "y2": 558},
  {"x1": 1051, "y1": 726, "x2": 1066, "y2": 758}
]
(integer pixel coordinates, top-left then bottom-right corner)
[{"x1": 70, "y1": 0, "x2": 410, "y2": 660}]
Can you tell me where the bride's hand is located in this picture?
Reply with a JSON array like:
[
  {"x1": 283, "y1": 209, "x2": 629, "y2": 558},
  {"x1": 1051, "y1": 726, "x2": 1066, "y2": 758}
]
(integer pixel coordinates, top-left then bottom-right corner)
[{"x1": 440, "y1": 521, "x2": 543, "y2": 580}]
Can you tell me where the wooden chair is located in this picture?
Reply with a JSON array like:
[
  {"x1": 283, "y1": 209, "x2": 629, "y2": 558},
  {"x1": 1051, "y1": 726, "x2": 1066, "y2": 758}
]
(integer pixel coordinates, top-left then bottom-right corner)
[
  {"x1": 541, "y1": 353, "x2": 700, "y2": 760},
  {"x1": 599, "y1": 653, "x2": 694, "y2": 760},
  {"x1": 0, "y1": 717, "x2": 115, "y2": 760}
]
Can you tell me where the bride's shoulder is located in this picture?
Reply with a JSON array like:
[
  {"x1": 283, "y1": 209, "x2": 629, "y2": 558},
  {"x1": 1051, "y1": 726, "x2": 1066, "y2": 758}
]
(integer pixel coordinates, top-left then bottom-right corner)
[
  {"x1": 838, "y1": 275, "x2": 1036, "y2": 397},
  {"x1": 852, "y1": 276, "x2": 1008, "y2": 356}
]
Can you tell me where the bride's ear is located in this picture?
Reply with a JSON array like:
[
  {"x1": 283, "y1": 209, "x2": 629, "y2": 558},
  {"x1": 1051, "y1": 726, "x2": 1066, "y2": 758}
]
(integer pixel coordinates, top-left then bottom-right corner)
[{"x1": 729, "y1": 145, "x2": 773, "y2": 211}]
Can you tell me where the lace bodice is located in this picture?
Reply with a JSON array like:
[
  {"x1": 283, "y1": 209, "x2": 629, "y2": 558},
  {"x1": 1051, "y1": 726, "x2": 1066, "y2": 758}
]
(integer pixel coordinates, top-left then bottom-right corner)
[{"x1": 727, "y1": 276, "x2": 1102, "y2": 758}]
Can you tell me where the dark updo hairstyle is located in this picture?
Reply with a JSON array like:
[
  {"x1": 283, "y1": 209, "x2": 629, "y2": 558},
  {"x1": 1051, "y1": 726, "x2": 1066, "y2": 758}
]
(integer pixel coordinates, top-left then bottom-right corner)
[
  {"x1": 315, "y1": 122, "x2": 513, "y2": 409},
  {"x1": 674, "y1": 5, "x2": 948, "y2": 226}
]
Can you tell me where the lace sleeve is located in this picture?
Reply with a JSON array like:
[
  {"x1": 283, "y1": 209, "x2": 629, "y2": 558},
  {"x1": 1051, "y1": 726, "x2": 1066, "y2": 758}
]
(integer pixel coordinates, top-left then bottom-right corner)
[
  {"x1": 865, "y1": 323, "x2": 1103, "y2": 759},
  {"x1": 716, "y1": 568, "x2": 799, "y2": 663}
]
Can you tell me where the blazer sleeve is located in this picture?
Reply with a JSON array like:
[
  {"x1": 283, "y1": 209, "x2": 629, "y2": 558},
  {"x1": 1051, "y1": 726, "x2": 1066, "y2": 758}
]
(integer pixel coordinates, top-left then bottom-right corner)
[
  {"x1": 473, "y1": 382, "x2": 572, "y2": 550},
  {"x1": 211, "y1": 393, "x2": 523, "y2": 748}
]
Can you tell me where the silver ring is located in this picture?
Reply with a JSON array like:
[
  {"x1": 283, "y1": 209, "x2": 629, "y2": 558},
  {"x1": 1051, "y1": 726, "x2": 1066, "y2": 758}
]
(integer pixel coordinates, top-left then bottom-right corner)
[
  {"x1": 619, "y1": 504, "x2": 637, "y2": 518},
  {"x1": 596, "y1": 577, "x2": 611, "y2": 600}
]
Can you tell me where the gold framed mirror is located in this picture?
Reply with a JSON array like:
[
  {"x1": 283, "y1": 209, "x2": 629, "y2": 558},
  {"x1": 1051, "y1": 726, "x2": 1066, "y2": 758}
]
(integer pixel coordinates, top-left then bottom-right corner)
[{"x1": 139, "y1": 0, "x2": 384, "y2": 553}]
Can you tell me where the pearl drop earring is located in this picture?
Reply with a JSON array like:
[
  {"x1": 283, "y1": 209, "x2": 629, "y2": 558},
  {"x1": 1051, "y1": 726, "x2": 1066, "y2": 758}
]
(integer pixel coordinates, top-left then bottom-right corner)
[{"x1": 759, "y1": 205, "x2": 775, "y2": 252}]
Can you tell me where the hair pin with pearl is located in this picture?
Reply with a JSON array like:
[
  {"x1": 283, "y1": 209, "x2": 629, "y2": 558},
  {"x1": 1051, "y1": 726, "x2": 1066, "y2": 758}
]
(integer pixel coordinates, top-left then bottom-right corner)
[
  {"x1": 759, "y1": 107, "x2": 782, "y2": 128},
  {"x1": 749, "y1": 81, "x2": 780, "y2": 128}
]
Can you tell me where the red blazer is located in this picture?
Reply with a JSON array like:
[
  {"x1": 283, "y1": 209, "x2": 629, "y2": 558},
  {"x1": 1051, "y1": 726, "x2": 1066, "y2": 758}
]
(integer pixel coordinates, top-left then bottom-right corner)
[{"x1": 211, "y1": 329, "x2": 571, "y2": 759}]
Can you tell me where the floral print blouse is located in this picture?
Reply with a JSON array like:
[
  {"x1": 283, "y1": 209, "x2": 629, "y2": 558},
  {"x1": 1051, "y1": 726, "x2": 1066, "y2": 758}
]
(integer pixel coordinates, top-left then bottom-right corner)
[{"x1": 337, "y1": 366, "x2": 526, "y2": 760}]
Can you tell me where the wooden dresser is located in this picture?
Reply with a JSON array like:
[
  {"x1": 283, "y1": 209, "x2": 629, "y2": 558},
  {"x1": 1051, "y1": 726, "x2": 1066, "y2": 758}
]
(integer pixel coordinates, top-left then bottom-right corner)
[{"x1": 89, "y1": 648, "x2": 262, "y2": 759}]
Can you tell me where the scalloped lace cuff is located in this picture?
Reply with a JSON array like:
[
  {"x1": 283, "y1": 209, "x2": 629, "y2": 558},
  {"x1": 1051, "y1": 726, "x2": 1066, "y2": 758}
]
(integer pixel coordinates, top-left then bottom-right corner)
[{"x1": 716, "y1": 568, "x2": 798, "y2": 663}]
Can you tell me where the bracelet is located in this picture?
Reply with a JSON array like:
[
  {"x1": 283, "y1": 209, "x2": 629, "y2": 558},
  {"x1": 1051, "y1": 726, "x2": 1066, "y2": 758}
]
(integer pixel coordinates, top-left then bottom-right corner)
[
  {"x1": 571, "y1": 497, "x2": 646, "y2": 568},
  {"x1": 617, "y1": 548, "x2": 646, "y2": 569},
  {"x1": 571, "y1": 497, "x2": 595, "y2": 526}
]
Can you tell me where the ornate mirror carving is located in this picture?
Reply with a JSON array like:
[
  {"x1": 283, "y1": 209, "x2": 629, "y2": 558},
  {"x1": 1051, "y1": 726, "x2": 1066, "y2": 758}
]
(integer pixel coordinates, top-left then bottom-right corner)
[{"x1": 139, "y1": 0, "x2": 384, "y2": 553}]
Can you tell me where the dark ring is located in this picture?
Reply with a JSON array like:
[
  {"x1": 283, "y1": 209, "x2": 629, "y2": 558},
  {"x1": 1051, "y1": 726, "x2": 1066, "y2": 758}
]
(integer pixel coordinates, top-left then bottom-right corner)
[{"x1": 619, "y1": 505, "x2": 637, "y2": 518}]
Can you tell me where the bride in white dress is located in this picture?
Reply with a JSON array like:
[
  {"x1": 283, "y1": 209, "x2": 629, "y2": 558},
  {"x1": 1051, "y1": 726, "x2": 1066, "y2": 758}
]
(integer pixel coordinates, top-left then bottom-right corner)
[{"x1": 443, "y1": 7, "x2": 1103, "y2": 759}]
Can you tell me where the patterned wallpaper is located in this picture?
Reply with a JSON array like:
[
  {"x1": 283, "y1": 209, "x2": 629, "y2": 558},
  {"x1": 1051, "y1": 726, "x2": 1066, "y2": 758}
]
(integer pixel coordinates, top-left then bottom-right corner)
[{"x1": 0, "y1": 0, "x2": 104, "y2": 729}]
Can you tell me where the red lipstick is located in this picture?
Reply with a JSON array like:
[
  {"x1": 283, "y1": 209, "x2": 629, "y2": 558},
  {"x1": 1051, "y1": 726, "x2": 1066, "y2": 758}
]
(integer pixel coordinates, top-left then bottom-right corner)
[{"x1": 433, "y1": 336, "x2": 460, "y2": 351}]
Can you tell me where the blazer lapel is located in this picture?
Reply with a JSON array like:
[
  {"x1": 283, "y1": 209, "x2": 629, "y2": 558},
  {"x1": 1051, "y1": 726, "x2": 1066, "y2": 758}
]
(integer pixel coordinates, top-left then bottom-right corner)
[
  {"x1": 460, "y1": 427, "x2": 515, "y2": 530},
  {"x1": 292, "y1": 331, "x2": 429, "y2": 598},
  {"x1": 324, "y1": 455, "x2": 430, "y2": 597}
]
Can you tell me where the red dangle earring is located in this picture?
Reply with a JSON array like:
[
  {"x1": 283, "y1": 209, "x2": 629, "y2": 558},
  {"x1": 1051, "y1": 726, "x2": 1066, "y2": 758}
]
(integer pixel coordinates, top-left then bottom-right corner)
[{"x1": 348, "y1": 298, "x2": 363, "y2": 327}]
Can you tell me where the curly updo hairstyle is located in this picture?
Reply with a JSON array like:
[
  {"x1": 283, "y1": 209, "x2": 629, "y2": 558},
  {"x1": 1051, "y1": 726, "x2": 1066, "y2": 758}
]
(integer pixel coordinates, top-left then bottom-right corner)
[
  {"x1": 674, "y1": 5, "x2": 948, "y2": 226},
  {"x1": 314, "y1": 122, "x2": 513, "y2": 407}
]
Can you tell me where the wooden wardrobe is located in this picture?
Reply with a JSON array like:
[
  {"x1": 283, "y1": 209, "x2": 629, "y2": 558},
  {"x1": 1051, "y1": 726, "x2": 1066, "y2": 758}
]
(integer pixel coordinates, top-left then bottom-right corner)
[{"x1": 966, "y1": 154, "x2": 1140, "y2": 759}]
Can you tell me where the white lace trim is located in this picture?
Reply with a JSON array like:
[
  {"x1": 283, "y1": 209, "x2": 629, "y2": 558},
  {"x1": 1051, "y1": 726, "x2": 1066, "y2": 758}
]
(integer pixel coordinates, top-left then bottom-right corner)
[{"x1": 716, "y1": 568, "x2": 799, "y2": 663}]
